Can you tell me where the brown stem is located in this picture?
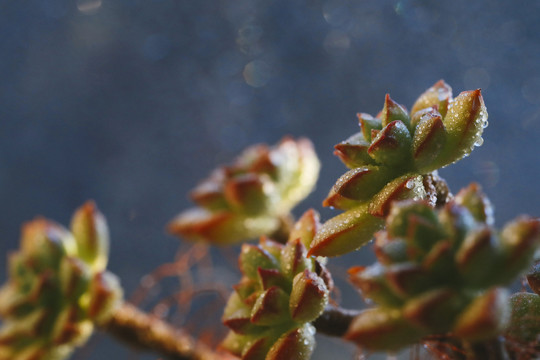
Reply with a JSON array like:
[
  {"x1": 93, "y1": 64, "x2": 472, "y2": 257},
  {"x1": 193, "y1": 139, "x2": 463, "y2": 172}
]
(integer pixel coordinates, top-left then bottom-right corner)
[
  {"x1": 313, "y1": 305, "x2": 361, "y2": 337},
  {"x1": 100, "y1": 302, "x2": 221, "y2": 360}
]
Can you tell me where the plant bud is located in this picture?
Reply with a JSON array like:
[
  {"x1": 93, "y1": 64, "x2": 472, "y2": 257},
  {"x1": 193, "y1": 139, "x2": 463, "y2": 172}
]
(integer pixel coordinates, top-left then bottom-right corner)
[
  {"x1": 499, "y1": 216, "x2": 540, "y2": 281},
  {"x1": 455, "y1": 226, "x2": 499, "y2": 287},
  {"x1": 412, "y1": 110, "x2": 446, "y2": 171},
  {"x1": 0, "y1": 204, "x2": 122, "y2": 360},
  {"x1": 334, "y1": 133, "x2": 377, "y2": 169},
  {"x1": 386, "y1": 200, "x2": 438, "y2": 238},
  {"x1": 257, "y1": 268, "x2": 289, "y2": 292},
  {"x1": 280, "y1": 239, "x2": 310, "y2": 279},
  {"x1": 239, "y1": 244, "x2": 279, "y2": 280},
  {"x1": 345, "y1": 308, "x2": 426, "y2": 351},
  {"x1": 453, "y1": 183, "x2": 494, "y2": 225},
  {"x1": 21, "y1": 219, "x2": 75, "y2": 270},
  {"x1": 288, "y1": 209, "x2": 320, "y2": 249},
  {"x1": 381, "y1": 94, "x2": 411, "y2": 128},
  {"x1": 453, "y1": 288, "x2": 509, "y2": 341},
  {"x1": 349, "y1": 265, "x2": 403, "y2": 307},
  {"x1": 169, "y1": 137, "x2": 320, "y2": 245},
  {"x1": 223, "y1": 174, "x2": 269, "y2": 214},
  {"x1": 410, "y1": 80, "x2": 452, "y2": 118},
  {"x1": 222, "y1": 215, "x2": 333, "y2": 359},
  {"x1": 289, "y1": 271, "x2": 328, "y2": 323},
  {"x1": 250, "y1": 287, "x2": 290, "y2": 326},
  {"x1": 403, "y1": 288, "x2": 463, "y2": 331},
  {"x1": 70, "y1": 201, "x2": 110, "y2": 271},
  {"x1": 438, "y1": 89, "x2": 487, "y2": 166},
  {"x1": 367, "y1": 121, "x2": 412, "y2": 167},
  {"x1": 358, "y1": 113, "x2": 382, "y2": 142},
  {"x1": 242, "y1": 335, "x2": 275, "y2": 360},
  {"x1": 266, "y1": 324, "x2": 315, "y2": 360},
  {"x1": 385, "y1": 263, "x2": 432, "y2": 298}
]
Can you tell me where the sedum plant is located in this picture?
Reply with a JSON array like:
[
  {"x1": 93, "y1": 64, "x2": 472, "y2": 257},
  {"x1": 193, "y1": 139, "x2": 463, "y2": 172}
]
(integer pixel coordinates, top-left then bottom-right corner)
[
  {"x1": 1, "y1": 80, "x2": 539, "y2": 360},
  {"x1": 221, "y1": 210, "x2": 331, "y2": 360},
  {"x1": 0, "y1": 202, "x2": 122, "y2": 360},
  {"x1": 344, "y1": 183, "x2": 540, "y2": 351},
  {"x1": 309, "y1": 81, "x2": 488, "y2": 257},
  {"x1": 168, "y1": 137, "x2": 320, "y2": 245}
]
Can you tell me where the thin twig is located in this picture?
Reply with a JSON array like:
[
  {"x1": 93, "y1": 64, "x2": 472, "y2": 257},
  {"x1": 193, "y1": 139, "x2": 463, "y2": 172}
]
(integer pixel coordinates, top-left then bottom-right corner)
[{"x1": 100, "y1": 302, "x2": 221, "y2": 360}]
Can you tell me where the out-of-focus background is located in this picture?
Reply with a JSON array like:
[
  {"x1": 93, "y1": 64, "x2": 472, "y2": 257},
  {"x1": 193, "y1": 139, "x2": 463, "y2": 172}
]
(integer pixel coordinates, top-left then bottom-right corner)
[{"x1": 1, "y1": 0, "x2": 540, "y2": 359}]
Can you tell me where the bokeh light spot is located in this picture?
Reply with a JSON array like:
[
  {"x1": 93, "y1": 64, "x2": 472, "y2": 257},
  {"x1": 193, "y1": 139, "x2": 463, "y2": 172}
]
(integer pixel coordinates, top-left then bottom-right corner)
[
  {"x1": 243, "y1": 60, "x2": 272, "y2": 88},
  {"x1": 77, "y1": 0, "x2": 102, "y2": 15}
]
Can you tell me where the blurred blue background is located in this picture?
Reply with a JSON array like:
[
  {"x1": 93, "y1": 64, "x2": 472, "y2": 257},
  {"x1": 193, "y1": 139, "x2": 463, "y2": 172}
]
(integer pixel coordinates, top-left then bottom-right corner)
[{"x1": 1, "y1": 0, "x2": 540, "y2": 359}]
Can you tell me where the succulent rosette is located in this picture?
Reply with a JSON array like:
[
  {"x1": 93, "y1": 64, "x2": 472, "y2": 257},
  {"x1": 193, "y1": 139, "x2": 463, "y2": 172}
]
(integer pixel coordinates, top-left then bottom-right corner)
[
  {"x1": 168, "y1": 137, "x2": 320, "y2": 245},
  {"x1": 221, "y1": 210, "x2": 332, "y2": 359},
  {"x1": 309, "y1": 81, "x2": 489, "y2": 257},
  {"x1": 344, "y1": 184, "x2": 540, "y2": 351},
  {"x1": 0, "y1": 202, "x2": 122, "y2": 360}
]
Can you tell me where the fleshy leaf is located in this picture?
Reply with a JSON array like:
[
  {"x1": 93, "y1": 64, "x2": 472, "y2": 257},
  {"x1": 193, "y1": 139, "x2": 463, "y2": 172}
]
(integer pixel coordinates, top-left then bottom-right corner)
[
  {"x1": 367, "y1": 120, "x2": 412, "y2": 168},
  {"x1": 308, "y1": 204, "x2": 384, "y2": 257},
  {"x1": 345, "y1": 308, "x2": 426, "y2": 351},
  {"x1": 452, "y1": 288, "x2": 510, "y2": 341},
  {"x1": 289, "y1": 270, "x2": 328, "y2": 323},
  {"x1": 410, "y1": 80, "x2": 452, "y2": 119},
  {"x1": 266, "y1": 325, "x2": 315, "y2": 360}
]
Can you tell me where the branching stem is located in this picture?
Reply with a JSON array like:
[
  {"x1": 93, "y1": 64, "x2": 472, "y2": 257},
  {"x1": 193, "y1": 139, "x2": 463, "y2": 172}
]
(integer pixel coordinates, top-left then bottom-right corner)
[{"x1": 100, "y1": 302, "x2": 220, "y2": 360}]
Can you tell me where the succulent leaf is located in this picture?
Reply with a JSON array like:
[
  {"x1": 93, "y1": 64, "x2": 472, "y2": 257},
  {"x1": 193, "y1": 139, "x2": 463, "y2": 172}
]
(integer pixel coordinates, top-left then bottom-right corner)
[
  {"x1": 506, "y1": 292, "x2": 540, "y2": 343},
  {"x1": 266, "y1": 324, "x2": 315, "y2": 360},
  {"x1": 410, "y1": 80, "x2": 452, "y2": 118},
  {"x1": 308, "y1": 204, "x2": 385, "y2": 257},
  {"x1": 345, "y1": 308, "x2": 426, "y2": 351}
]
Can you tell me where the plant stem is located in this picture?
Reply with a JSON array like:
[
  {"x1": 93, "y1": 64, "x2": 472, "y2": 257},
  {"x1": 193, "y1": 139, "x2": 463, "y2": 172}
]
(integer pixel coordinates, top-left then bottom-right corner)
[
  {"x1": 100, "y1": 302, "x2": 220, "y2": 360},
  {"x1": 313, "y1": 305, "x2": 361, "y2": 337}
]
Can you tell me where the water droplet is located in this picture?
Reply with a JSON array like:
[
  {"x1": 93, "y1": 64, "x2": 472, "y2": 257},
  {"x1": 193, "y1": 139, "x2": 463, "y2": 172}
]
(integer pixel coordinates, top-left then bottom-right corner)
[
  {"x1": 405, "y1": 179, "x2": 415, "y2": 189},
  {"x1": 474, "y1": 137, "x2": 484, "y2": 147}
]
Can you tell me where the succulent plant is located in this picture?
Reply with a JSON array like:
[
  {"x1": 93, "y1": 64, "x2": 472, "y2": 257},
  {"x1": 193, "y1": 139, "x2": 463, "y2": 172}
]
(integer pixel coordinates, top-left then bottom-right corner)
[
  {"x1": 309, "y1": 81, "x2": 489, "y2": 257},
  {"x1": 221, "y1": 210, "x2": 332, "y2": 359},
  {"x1": 0, "y1": 202, "x2": 122, "y2": 360},
  {"x1": 344, "y1": 184, "x2": 540, "y2": 351},
  {"x1": 168, "y1": 137, "x2": 320, "y2": 245}
]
